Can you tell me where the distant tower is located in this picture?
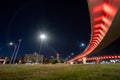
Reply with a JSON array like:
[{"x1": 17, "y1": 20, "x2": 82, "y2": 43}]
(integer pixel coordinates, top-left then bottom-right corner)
[{"x1": 56, "y1": 53, "x2": 60, "y2": 63}]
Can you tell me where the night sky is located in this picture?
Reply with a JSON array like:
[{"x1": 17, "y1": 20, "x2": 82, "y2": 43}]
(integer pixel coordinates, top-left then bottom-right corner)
[{"x1": 0, "y1": 0, "x2": 120, "y2": 59}]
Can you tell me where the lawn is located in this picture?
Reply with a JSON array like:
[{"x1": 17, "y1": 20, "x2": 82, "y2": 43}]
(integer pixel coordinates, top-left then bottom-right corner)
[{"x1": 0, "y1": 64, "x2": 120, "y2": 80}]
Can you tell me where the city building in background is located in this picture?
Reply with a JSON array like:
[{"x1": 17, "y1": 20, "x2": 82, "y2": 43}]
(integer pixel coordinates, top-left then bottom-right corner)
[{"x1": 24, "y1": 53, "x2": 44, "y2": 64}]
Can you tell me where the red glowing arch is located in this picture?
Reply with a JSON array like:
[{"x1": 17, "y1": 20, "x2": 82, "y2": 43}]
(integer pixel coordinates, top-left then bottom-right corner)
[{"x1": 68, "y1": 0, "x2": 120, "y2": 62}]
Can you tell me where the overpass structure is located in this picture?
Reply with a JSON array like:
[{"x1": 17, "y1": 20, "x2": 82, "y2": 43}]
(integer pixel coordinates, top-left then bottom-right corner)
[
  {"x1": 77, "y1": 55, "x2": 120, "y2": 64},
  {"x1": 68, "y1": 0, "x2": 120, "y2": 63}
]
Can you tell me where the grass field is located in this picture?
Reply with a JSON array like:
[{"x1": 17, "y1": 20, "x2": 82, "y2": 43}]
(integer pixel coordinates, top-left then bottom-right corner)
[{"x1": 0, "y1": 64, "x2": 120, "y2": 80}]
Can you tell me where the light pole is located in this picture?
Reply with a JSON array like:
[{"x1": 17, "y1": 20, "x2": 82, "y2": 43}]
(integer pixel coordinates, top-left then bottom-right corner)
[
  {"x1": 12, "y1": 39, "x2": 22, "y2": 64},
  {"x1": 9, "y1": 42, "x2": 17, "y2": 64},
  {"x1": 38, "y1": 34, "x2": 47, "y2": 64},
  {"x1": 39, "y1": 34, "x2": 46, "y2": 54},
  {"x1": 79, "y1": 42, "x2": 85, "y2": 52},
  {"x1": 71, "y1": 53, "x2": 74, "y2": 56}
]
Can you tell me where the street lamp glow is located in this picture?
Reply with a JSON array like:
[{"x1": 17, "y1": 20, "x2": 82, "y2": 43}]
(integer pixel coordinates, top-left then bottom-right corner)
[
  {"x1": 81, "y1": 43, "x2": 85, "y2": 47},
  {"x1": 71, "y1": 53, "x2": 74, "y2": 55},
  {"x1": 9, "y1": 42, "x2": 14, "y2": 46},
  {"x1": 68, "y1": 56, "x2": 71, "y2": 58},
  {"x1": 40, "y1": 34, "x2": 46, "y2": 39}
]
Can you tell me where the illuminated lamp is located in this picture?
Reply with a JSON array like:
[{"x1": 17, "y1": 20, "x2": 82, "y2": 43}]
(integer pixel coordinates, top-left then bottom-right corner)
[
  {"x1": 102, "y1": 57, "x2": 104, "y2": 59},
  {"x1": 102, "y1": 16, "x2": 112, "y2": 26},
  {"x1": 97, "y1": 57, "x2": 100, "y2": 60},
  {"x1": 97, "y1": 34, "x2": 103, "y2": 40},
  {"x1": 92, "y1": 41, "x2": 96, "y2": 44},
  {"x1": 99, "y1": 29, "x2": 105, "y2": 37},
  {"x1": 93, "y1": 45, "x2": 97, "y2": 49},
  {"x1": 93, "y1": 34, "x2": 103, "y2": 40},
  {"x1": 94, "y1": 58, "x2": 96, "y2": 60},
  {"x1": 92, "y1": 44, "x2": 96, "y2": 48},
  {"x1": 106, "y1": 56, "x2": 108, "y2": 59},
  {"x1": 105, "y1": 56, "x2": 106, "y2": 59},
  {"x1": 112, "y1": 56, "x2": 114, "y2": 58},
  {"x1": 94, "y1": 24, "x2": 101, "y2": 28},
  {"x1": 92, "y1": 36, "x2": 101, "y2": 42},
  {"x1": 85, "y1": 46, "x2": 92, "y2": 51},
  {"x1": 100, "y1": 24, "x2": 108, "y2": 32},
  {"x1": 90, "y1": 47, "x2": 95, "y2": 51},
  {"x1": 115, "y1": 56, "x2": 117, "y2": 58},
  {"x1": 91, "y1": 44, "x2": 95, "y2": 47},
  {"x1": 91, "y1": 46, "x2": 95, "y2": 50},
  {"x1": 92, "y1": 44, "x2": 97, "y2": 48},
  {"x1": 92, "y1": 42, "x2": 98, "y2": 47},
  {"x1": 96, "y1": 37, "x2": 102, "y2": 42},
  {"x1": 87, "y1": 58, "x2": 90, "y2": 61},
  {"x1": 93, "y1": 43, "x2": 98, "y2": 47},
  {"x1": 93, "y1": 4, "x2": 103, "y2": 13},
  {"x1": 109, "y1": 56, "x2": 111, "y2": 58},
  {"x1": 104, "y1": 57, "x2": 105, "y2": 59},
  {"x1": 92, "y1": 40, "x2": 98, "y2": 44},
  {"x1": 94, "y1": 29, "x2": 101, "y2": 33},
  {"x1": 93, "y1": 33, "x2": 99, "y2": 36},
  {"x1": 99, "y1": 57, "x2": 101, "y2": 59},
  {"x1": 103, "y1": 3, "x2": 117, "y2": 17},
  {"x1": 118, "y1": 56, "x2": 120, "y2": 58},
  {"x1": 94, "y1": 29, "x2": 105, "y2": 37},
  {"x1": 92, "y1": 40, "x2": 99, "y2": 44},
  {"x1": 96, "y1": 58, "x2": 98, "y2": 60},
  {"x1": 93, "y1": 16, "x2": 102, "y2": 22},
  {"x1": 96, "y1": 57, "x2": 98, "y2": 60},
  {"x1": 93, "y1": 31, "x2": 104, "y2": 38},
  {"x1": 78, "y1": 59, "x2": 82, "y2": 61},
  {"x1": 92, "y1": 37, "x2": 97, "y2": 40}
]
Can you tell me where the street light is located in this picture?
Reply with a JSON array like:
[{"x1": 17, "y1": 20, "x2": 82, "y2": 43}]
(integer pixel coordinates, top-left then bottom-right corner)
[
  {"x1": 71, "y1": 53, "x2": 74, "y2": 56},
  {"x1": 9, "y1": 39, "x2": 22, "y2": 64},
  {"x1": 37, "y1": 34, "x2": 47, "y2": 64},
  {"x1": 81, "y1": 43, "x2": 85, "y2": 47},
  {"x1": 39, "y1": 34, "x2": 47, "y2": 54},
  {"x1": 13, "y1": 39, "x2": 22, "y2": 64},
  {"x1": 9, "y1": 42, "x2": 14, "y2": 46},
  {"x1": 39, "y1": 34, "x2": 46, "y2": 40},
  {"x1": 9, "y1": 42, "x2": 17, "y2": 64},
  {"x1": 68, "y1": 56, "x2": 71, "y2": 58},
  {"x1": 79, "y1": 42, "x2": 86, "y2": 53}
]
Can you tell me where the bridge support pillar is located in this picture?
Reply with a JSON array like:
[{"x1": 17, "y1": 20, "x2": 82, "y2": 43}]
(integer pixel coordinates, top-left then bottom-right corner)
[
  {"x1": 96, "y1": 59, "x2": 100, "y2": 64},
  {"x1": 82, "y1": 57, "x2": 87, "y2": 64}
]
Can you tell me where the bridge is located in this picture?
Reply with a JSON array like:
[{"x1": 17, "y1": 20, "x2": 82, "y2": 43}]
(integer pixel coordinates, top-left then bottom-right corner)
[
  {"x1": 77, "y1": 55, "x2": 120, "y2": 64},
  {"x1": 68, "y1": 0, "x2": 120, "y2": 63}
]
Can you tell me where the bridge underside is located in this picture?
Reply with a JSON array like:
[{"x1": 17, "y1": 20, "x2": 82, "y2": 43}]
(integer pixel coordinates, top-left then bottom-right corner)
[
  {"x1": 68, "y1": 0, "x2": 120, "y2": 62},
  {"x1": 90, "y1": 8, "x2": 120, "y2": 55}
]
